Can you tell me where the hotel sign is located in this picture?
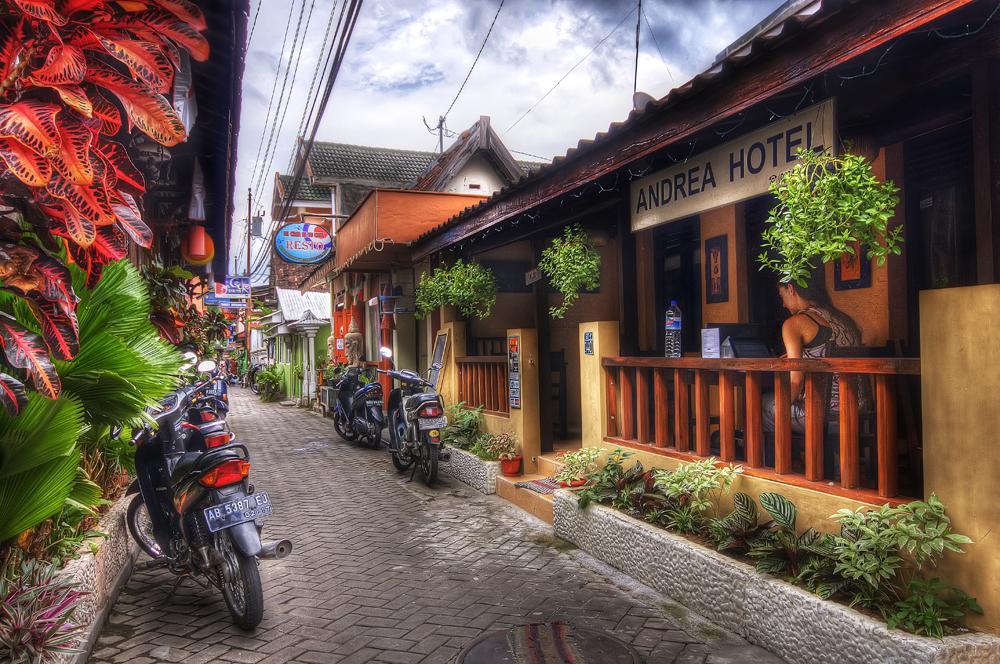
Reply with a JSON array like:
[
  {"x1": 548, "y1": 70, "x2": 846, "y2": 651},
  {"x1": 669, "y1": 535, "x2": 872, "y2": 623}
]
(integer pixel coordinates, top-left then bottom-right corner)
[{"x1": 630, "y1": 99, "x2": 837, "y2": 232}]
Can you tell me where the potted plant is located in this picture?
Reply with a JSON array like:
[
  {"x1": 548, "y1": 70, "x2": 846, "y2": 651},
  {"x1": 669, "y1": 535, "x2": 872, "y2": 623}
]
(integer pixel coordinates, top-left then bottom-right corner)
[
  {"x1": 478, "y1": 433, "x2": 521, "y2": 476},
  {"x1": 554, "y1": 448, "x2": 601, "y2": 487}
]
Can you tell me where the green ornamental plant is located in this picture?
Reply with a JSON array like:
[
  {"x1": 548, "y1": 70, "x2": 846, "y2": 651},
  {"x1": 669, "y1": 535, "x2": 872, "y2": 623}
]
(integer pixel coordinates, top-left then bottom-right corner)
[
  {"x1": 553, "y1": 447, "x2": 602, "y2": 484},
  {"x1": 0, "y1": 559, "x2": 85, "y2": 663},
  {"x1": 441, "y1": 402, "x2": 485, "y2": 451},
  {"x1": 254, "y1": 366, "x2": 282, "y2": 402},
  {"x1": 415, "y1": 260, "x2": 496, "y2": 320},
  {"x1": 758, "y1": 149, "x2": 902, "y2": 287},
  {"x1": 472, "y1": 432, "x2": 518, "y2": 461},
  {"x1": 538, "y1": 223, "x2": 601, "y2": 319}
]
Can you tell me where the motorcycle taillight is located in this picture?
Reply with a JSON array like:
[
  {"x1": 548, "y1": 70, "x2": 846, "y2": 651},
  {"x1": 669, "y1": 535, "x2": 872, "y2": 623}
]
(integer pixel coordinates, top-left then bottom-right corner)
[
  {"x1": 199, "y1": 459, "x2": 249, "y2": 487},
  {"x1": 200, "y1": 411, "x2": 216, "y2": 422},
  {"x1": 418, "y1": 404, "x2": 443, "y2": 418},
  {"x1": 205, "y1": 432, "x2": 230, "y2": 448}
]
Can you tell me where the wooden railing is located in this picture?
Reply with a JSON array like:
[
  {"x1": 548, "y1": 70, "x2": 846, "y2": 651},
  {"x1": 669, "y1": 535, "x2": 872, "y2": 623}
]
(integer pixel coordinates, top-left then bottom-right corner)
[
  {"x1": 457, "y1": 356, "x2": 509, "y2": 416},
  {"x1": 602, "y1": 357, "x2": 921, "y2": 502}
]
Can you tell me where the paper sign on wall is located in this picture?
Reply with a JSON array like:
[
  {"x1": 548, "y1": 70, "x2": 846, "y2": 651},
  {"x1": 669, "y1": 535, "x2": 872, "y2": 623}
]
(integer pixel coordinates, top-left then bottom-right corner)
[{"x1": 508, "y1": 335, "x2": 521, "y2": 410}]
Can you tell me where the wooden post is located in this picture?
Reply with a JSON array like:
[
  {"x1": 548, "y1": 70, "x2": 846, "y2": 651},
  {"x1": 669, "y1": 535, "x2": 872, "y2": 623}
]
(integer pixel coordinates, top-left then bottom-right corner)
[
  {"x1": 674, "y1": 369, "x2": 690, "y2": 452},
  {"x1": 606, "y1": 368, "x2": 618, "y2": 438},
  {"x1": 719, "y1": 371, "x2": 737, "y2": 461},
  {"x1": 744, "y1": 372, "x2": 763, "y2": 468},
  {"x1": 876, "y1": 375, "x2": 898, "y2": 498},
  {"x1": 839, "y1": 375, "x2": 860, "y2": 489},
  {"x1": 653, "y1": 368, "x2": 670, "y2": 448},
  {"x1": 774, "y1": 372, "x2": 792, "y2": 474},
  {"x1": 694, "y1": 369, "x2": 710, "y2": 456},
  {"x1": 620, "y1": 367, "x2": 635, "y2": 440},
  {"x1": 636, "y1": 368, "x2": 651, "y2": 445},
  {"x1": 804, "y1": 374, "x2": 824, "y2": 481}
]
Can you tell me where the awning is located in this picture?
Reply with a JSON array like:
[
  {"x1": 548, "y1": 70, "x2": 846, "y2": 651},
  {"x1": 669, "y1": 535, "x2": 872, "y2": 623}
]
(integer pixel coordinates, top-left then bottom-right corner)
[{"x1": 332, "y1": 189, "x2": 486, "y2": 275}]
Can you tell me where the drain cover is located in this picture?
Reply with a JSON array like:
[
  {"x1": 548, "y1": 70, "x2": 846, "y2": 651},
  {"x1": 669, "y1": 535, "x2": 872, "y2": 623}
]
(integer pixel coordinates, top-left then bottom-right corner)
[{"x1": 457, "y1": 622, "x2": 640, "y2": 664}]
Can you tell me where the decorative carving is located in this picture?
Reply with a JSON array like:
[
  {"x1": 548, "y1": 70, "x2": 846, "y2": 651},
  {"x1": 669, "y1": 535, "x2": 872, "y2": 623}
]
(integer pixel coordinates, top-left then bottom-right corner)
[{"x1": 344, "y1": 318, "x2": 364, "y2": 368}]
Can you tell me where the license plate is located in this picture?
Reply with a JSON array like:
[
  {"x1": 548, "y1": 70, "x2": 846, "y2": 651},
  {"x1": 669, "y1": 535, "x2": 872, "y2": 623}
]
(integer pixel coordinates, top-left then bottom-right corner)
[
  {"x1": 203, "y1": 492, "x2": 272, "y2": 533},
  {"x1": 368, "y1": 400, "x2": 383, "y2": 406},
  {"x1": 419, "y1": 416, "x2": 447, "y2": 430}
]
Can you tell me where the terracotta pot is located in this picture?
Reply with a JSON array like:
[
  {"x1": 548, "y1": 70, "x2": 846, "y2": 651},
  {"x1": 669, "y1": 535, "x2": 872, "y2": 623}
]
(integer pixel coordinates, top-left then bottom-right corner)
[
  {"x1": 558, "y1": 478, "x2": 587, "y2": 488},
  {"x1": 500, "y1": 455, "x2": 522, "y2": 477}
]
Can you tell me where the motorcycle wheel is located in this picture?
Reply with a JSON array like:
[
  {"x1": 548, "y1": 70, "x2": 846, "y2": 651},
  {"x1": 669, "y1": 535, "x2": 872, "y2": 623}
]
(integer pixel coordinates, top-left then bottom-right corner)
[
  {"x1": 333, "y1": 413, "x2": 357, "y2": 441},
  {"x1": 368, "y1": 428, "x2": 383, "y2": 449},
  {"x1": 250, "y1": 381, "x2": 260, "y2": 395},
  {"x1": 419, "y1": 444, "x2": 439, "y2": 485},
  {"x1": 126, "y1": 495, "x2": 163, "y2": 559},
  {"x1": 391, "y1": 451, "x2": 413, "y2": 472},
  {"x1": 218, "y1": 532, "x2": 264, "y2": 630}
]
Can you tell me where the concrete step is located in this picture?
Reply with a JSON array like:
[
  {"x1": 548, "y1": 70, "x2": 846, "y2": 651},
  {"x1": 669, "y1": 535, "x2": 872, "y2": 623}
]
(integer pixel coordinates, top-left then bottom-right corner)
[
  {"x1": 496, "y1": 474, "x2": 554, "y2": 524},
  {"x1": 536, "y1": 454, "x2": 565, "y2": 478}
]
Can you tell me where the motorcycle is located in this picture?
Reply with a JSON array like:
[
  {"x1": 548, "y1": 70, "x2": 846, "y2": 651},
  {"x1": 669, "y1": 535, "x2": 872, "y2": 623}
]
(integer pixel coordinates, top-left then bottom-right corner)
[
  {"x1": 124, "y1": 357, "x2": 291, "y2": 630},
  {"x1": 378, "y1": 347, "x2": 450, "y2": 485},
  {"x1": 332, "y1": 366, "x2": 385, "y2": 449}
]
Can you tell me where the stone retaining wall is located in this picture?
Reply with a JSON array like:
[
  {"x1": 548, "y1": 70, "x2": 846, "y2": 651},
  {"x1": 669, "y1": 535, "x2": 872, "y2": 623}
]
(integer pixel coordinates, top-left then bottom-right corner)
[
  {"x1": 552, "y1": 490, "x2": 1000, "y2": 664},
  {"x1": 56, "y1": 492, "x2": 138, "y2": 664},
  {"x1": 442, "y1": 447, "x2": 499, "y2": 494}
]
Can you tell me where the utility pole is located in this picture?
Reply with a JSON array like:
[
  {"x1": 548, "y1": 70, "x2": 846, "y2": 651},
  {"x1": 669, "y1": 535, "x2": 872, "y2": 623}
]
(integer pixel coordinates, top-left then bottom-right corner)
[
  {"x1": 245, "y1": 188, "x2": 252, "y2": 358},
  {"x1": 633, "y1": 0, "x2": 642, "y2": 95}
]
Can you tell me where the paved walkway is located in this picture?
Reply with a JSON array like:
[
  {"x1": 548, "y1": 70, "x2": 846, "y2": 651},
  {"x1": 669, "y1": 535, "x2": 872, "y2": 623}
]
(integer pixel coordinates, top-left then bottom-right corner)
[{"x1": 89, "y1": 389, "x2": 784, "y2": 664}]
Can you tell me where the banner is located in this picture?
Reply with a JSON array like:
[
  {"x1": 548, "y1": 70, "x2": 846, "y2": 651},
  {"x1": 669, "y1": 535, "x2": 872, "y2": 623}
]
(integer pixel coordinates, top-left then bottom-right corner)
[{"x1": 214, "y1": 276, "x2": 250, "y2": 300}]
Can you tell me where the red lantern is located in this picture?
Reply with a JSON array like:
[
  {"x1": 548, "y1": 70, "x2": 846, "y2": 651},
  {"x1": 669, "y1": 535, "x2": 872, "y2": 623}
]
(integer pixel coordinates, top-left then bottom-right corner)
[{"x1": 182, "y1": 225, "x2": 215, "y2": 266}]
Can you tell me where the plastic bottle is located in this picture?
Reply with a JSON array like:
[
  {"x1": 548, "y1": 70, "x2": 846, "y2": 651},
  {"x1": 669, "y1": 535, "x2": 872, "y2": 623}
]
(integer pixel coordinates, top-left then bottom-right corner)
[{"x1": 664, "y1": 300, "x2": 682, "y2": 358}]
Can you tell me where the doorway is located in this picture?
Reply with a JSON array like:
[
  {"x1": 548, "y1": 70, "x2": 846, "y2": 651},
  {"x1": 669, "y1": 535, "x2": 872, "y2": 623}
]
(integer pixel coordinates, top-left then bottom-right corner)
[
  {"x1": 653, "y1": 217, "x2": 701, "y2": 355},
  {"x1": 745, "y1": 195, "x2": 784, "y2": 352}
]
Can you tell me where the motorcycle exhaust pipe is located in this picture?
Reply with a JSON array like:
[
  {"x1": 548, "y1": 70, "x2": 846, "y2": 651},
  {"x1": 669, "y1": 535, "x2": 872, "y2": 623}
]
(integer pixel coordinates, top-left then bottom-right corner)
[{"x1": 257, "y1": 539, "x2": 293, "y2": 560}]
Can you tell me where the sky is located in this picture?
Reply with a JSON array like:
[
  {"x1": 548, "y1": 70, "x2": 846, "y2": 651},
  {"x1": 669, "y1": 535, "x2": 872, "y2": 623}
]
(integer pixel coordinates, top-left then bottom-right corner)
[{"x1": 231, "y1": 0, "x2": 785, "y2": 279}]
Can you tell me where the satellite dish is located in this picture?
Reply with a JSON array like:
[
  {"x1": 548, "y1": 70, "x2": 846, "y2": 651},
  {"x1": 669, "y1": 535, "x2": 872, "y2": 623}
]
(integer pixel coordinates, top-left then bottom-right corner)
[{"x1": 632, "y1": 91, "x2": 656, "y2": 113}]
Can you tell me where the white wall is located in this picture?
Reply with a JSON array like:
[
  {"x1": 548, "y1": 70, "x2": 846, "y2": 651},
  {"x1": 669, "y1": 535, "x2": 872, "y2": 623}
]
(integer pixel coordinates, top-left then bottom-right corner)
[{"x1": 443, "y1": 153, "x2": 506, "y2": 196}]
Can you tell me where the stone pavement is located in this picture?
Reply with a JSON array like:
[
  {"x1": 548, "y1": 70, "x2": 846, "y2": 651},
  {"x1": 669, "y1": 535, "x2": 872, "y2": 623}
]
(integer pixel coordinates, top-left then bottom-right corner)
[{"x1": 89, "y1": 389, "x2": 785, "y2": 664}]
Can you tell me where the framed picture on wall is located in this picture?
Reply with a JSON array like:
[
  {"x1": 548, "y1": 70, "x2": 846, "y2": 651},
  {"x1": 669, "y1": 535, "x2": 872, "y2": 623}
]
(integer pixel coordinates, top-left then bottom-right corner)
[
  {"x1": 834, "y1": 242, "x2": 872, "y2": 290},
  {"x1": 705, "y1": 235, "x2": 729, "y2": 304}
]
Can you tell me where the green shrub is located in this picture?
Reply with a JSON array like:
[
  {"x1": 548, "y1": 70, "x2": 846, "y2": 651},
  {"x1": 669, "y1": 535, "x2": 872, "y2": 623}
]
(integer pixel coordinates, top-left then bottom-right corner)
[
  {"x1": 441, "y1": 402, "x2": 484, "y2": 450},
  {"x1": 415, "y1": 260, "x2": 496, "y2": 320},
  {"x1": 0, "y1": 559, "x2": 85, "y2": 662},
  {"x1": 255, "y1": 366, "x2": 282, "y2": 402},
  {"x1": 538, "y1": 223, "x2": 601, "y2": 318},
  {"x1": 553, "y1": 447, "x2": 601, "y2": 484}
]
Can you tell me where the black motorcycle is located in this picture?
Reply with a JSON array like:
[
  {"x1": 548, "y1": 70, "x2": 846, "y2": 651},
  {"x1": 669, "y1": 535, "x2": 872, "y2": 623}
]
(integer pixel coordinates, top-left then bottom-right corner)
[
  {"x1": 124, "y1": 358, "x2": 291, "y2": 630},
  {"x1": 332, "y1": 366, "x2": 385, "y2": 449},
  {"x1": 378, "y1": 348, "x2": 450, "y2": 484}
]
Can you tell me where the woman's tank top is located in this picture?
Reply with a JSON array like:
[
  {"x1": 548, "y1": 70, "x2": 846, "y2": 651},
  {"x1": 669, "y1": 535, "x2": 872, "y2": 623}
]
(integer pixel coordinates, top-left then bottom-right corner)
[{"x1": 799, "y1": 305, "x2": 860, "y2": 409}]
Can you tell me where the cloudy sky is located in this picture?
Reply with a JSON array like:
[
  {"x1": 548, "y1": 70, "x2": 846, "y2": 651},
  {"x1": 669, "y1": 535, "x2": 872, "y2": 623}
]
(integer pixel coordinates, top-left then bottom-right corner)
[{"x1": 232, "y1": 0, "x2": 784, "y2": 277}]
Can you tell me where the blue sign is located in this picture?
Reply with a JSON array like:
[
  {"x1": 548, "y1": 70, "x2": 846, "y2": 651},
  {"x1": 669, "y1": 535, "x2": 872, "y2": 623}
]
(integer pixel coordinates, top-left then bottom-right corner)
[
  {"x1": 205, "y1": 294, "x2": 246, "y2": 309},
  {"x1": 214, "y1": 276, "x2": 250, "y2": 299},
  {"x1": 584, "y1": 331, "x2": 594, "y2": 356},
  {"x1": 274, "y1": 222, "x2": 332, "y2": 264}
]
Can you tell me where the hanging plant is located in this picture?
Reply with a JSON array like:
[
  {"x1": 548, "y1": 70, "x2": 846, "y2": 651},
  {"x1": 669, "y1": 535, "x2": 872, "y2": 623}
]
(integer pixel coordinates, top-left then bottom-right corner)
[
  {"x1": 758, "y1": 149, "x2": 902, "y2": 287},
  {"x1": 538, "y1": 223, "x2": 600, "y2": 319},
  {"x1": 0, "y1": 0, "x2": 207, "y2": 411},
  {"x1": 415, "y1": 259, "x2": 496, "y2": 320}
]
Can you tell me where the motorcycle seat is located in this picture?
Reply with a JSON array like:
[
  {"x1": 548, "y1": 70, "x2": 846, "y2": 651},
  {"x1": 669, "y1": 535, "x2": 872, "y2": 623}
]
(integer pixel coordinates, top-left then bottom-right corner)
[{"x1": 170, "y1": 446, "x2": 245, "y2": 486}]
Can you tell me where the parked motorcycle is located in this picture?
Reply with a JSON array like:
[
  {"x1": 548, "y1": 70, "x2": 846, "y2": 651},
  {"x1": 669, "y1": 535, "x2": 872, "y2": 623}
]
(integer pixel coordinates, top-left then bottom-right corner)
[
  {"x1": 332, "y1": 366, "x2": 385, "y2": 449},
  {"x1": 124, "y1": 357, "x2": 291, "y2": 630},
  {"x1": 378, "y1": 348, "x2": 450, "y2": 484}
]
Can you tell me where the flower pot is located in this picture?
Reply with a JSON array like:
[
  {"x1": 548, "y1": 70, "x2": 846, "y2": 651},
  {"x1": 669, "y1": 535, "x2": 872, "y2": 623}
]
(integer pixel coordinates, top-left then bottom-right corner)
[
  {"x1": 500, "y1": 455, "x2": 522, "y2": 477},
  {"x1": 558, "y1": 478, "x2": 587, "y2": 488}
]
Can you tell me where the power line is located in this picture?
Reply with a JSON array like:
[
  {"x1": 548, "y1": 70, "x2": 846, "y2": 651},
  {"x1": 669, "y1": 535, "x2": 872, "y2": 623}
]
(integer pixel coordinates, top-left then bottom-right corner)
[
  {"x1": 633, "y1": 0, "x2": 641, "y2": 94},
  {"x1": 246, "y1": 0, "x2": 299, "y2": 190},
  {"x1": 510, "y1": 148, "x2": 549, "y2": 161},
  {"x1": 247, "y1": 0, "x2": 262, "y2": 46},
  {"x1": 503, "y1": 5, "x2": 636, "y2": 136},
  {"x1": 641, "y1": 5, "x2": 673, "y2": 85},
  {"x1": 443, "y1": 0, "x2": 504, "y2": 120},
  {"x1": 251, "y1": 0, "x2": 318, "y2": 202}
]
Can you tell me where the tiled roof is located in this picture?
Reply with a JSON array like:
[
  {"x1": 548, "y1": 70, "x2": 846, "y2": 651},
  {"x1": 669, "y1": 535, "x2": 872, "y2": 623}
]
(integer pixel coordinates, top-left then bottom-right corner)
[
  {"x1": 275, "y1": 287, "x2": 331, "y2": 322},
  {"x1": 277, "y1": 174, "x2": 330, "y2": 202},
  {"x1": 307, "y1": 142, "x2": 436, "y2": 185}
]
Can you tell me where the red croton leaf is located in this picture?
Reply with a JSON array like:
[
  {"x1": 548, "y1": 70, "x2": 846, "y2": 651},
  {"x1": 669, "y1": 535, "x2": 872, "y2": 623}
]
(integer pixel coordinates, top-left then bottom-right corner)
[
  {"x1": 0, "y1": 312, "x2": 60, "y2": 399},
  {"x1": 110, "y1": 190, "x2": 151, "y2": 248},
  {"x1": 46, "y1": 161, "x2": 116, "y2": 232},
  {"x1": 93, "y1": 222, "x2": 126, "y2": 260},
  {"x1": 59, "y1": 0, "x2": 109, "y2": 15},
  {"x1": 94, "y1": 36, "x2": 174, "y2": 94},
  {"x1": 49, "y1": 118, "x2": 95, "y2": 185},
  {"x1": 95, "y1": 140, "x2": 144, "y2": 193},
  {"x1": 89, "y1": 90, "x2": 123, "y2": 135},
  {"x1": 29, "y1": 253, "x2": 77, "y2": 316},
  {"x1": 0, "y1": 20, "x2": 27, "y2": 83},
  {"x1": 28, "y1": 298, "x2": 79, "y2": 361},
  {"x1": 85, "y1": 62, "x2": 186, "y2": 146},
  {"x1": 0, "y1": 100, "x2": 61, "y2": 158},
  {"x1": 0, "y1": 137, "x2": 52, "y2": 187},
  {"x1": 31, "y1": 44, "x2": 87, "y2": 86},
  {"x1": 153, "y1": 0, "x2": 205, "y2": 31},
  {"x1": 10, "y1": 0, "x2": 69, "y2": 26},
  {"x1": 0, "y1": 373, "x2": 28, "y2": 416},
  {"x1": 133, "y1": 9, "x2": 209, "y2": 61},
  {"x1": 47, "y1": 84, "x2": 94, "y2": 118},
  {"x1": 66, "y1": 240, "x2": 109, "y2": 288},
  {"x1": 59, "y1": 202, "x2": 98, "y2": 247}
]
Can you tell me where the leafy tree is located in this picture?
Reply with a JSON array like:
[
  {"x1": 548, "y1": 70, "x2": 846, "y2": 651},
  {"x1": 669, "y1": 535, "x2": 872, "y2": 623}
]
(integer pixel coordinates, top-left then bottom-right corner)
[
  {"x1": 758, "y1": 149, "x2": 901, "y2": 287},
  {"x1": 415, "y1": 259, "x2": 496, "y2": 320}
]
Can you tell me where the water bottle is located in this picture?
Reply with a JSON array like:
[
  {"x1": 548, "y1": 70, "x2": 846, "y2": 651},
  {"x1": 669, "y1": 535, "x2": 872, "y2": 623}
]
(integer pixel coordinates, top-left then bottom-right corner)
[{"x1": 664, "y1": 300, "x2": 682, "y2": 358}]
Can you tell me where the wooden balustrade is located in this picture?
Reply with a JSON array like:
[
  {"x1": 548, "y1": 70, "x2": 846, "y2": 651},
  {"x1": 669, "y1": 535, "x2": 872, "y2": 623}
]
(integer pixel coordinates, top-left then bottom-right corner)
[
  {"x1": 602, "y1": 356, "x2": 921, "y2": 502},
  {"x1": 457, "y1": 356, "x2": 510, "y2": 416}
]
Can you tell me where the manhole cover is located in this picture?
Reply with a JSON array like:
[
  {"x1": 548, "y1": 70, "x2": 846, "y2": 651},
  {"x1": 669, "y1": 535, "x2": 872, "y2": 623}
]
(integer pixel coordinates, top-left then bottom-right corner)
[{"x1": 457, "y1": 622, "x2": 641, "y2": 664}]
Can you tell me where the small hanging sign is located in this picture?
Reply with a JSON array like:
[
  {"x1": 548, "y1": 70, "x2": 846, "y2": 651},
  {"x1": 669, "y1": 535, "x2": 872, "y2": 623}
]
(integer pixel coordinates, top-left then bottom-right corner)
[{"x1": 583, "y1": 331, "x2": 594, "y2": 356}]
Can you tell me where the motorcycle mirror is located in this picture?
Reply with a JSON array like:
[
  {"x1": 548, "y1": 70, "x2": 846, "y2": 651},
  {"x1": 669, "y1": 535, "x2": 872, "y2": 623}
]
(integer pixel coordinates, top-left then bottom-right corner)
[
  {"x1": 110, "y1": 424, "x2": 122, "y2": 439},
  {"x1": 197, "y1": 360, "x2": 217, "y2": 373},
  {"x1": 180, "y1": 351, "x2": 199, "y2": 371},
  {"x1": 379, "y1": 346, "x2": 393, "y2": 359}
]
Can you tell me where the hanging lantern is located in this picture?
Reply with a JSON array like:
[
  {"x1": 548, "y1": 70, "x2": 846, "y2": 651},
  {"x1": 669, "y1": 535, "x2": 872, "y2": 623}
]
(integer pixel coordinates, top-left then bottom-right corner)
[{"x1": 182, "y1": 225, "x2": 215, "y2": 266}]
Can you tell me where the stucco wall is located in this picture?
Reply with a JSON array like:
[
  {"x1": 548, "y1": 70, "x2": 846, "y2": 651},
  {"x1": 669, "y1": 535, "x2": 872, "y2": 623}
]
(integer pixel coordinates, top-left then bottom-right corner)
[
  {"x1": 442, "y1": 153, "x2": 507, "y2": 196},
  {"x1": 920, "y1": 284, "x2": 1000, "y2": 633}
]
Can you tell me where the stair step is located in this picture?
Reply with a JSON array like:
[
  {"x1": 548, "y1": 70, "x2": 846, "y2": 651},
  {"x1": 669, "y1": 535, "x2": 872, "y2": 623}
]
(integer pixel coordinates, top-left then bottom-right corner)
[
  {"x1": 496, "y1": 474, "x2": 554, "y2": 524},
  {"x1": 536, "y1": 455, "x2": 565, "y2": 477}
]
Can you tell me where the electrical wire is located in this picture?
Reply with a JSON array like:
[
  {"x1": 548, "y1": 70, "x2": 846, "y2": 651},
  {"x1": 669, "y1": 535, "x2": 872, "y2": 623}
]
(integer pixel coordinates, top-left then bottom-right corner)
[
  {"x1": 442, "y1": 0, "x2": 505, "y2": 121},
  {"x1": 503, "y1": 5, "x2": 636, "y2": 136},
  {"x1": 251, "y1": 0, "x2": 318, "y2": 202},
  {"x1": 246, "y1": 0, "x2": 300, "y2": 191},
  {"x1": 247, "y1": 0, "x2": 262, "y2": 46},
  {"x1": 641, "y1": 4, "x2": 673, "y2": 85}
]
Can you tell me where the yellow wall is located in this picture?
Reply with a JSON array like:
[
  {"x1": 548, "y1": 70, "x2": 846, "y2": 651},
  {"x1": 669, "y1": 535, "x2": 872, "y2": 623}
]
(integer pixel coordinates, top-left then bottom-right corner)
[
  {"x1": 921, "y1": 284, "x2": 1000, "y2": 633},
  {"x1": 701, "y1": 204, "x2": 749, "y2": 325}
]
